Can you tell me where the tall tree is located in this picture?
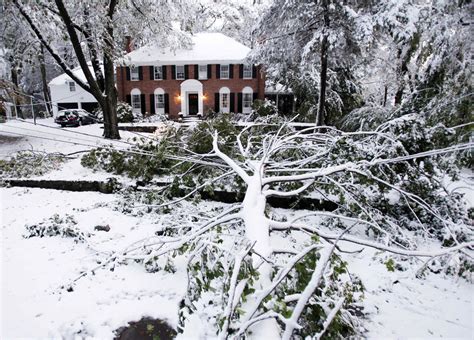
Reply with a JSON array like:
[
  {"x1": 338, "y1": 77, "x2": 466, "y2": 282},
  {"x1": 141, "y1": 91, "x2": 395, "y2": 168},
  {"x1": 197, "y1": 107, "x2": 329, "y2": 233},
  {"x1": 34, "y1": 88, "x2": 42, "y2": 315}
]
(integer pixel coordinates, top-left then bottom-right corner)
[
  {"x1": 253, "y1": 0, "x2": 375, "y2": 125},
  {"x1": 9, "y1": 0, "x2": 188, "y2": 139}
]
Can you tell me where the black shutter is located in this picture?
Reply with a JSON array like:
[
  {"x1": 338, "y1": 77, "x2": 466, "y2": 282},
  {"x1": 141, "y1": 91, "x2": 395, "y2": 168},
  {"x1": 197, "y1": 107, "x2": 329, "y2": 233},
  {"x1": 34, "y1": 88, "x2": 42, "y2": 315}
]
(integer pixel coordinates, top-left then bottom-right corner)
[
  {"x1": 253, "y1": 93, "x2": 258, "y2": 104},
  {"x1": 171, "y1": 65, "x2": 176, "y2": 80},
  {"x1": 162, "y1": 65, "x2": 167, "y2": 80},
  {"x1": 239, "y1": 64, "x2": 243, "y2": 79},
  {"x1": 149, "y1": 66, "x2": 154, "y2": 80},
  {"x1": 126, "y1": 94, "x2": 131, "y2": 105},
  {"x1": 140, "y1": 94, "x2": 146, "y2": 115},
  {"x1": 216, "y1": 64, "x2": 220, "y2": 79},
  {"x1": 207, "y1": 64, "x2": 212, "y2": 79},
  {"x1": 214, "y1": 93, "x2": 220, "y2": 113},
  {"x1": 150, "y1": 94, "x2": 155, "y2": 114},
  {"x1": 229, "y1": 64, "x2": 234, "y2": 79},
  {"x1": 164, "y1": 94, "x2": 169, "y2": 114},
  {"x1": 230, "y1": 93, "x2": 235, "y2": 113},
  {"x1": 252, "y1": 65, "x2": 257, "y2": 78},
  {"x1": 184, "y1": 65, "x2": 189, "y2": 79},
  {"x1": 194, "y1": 65, "x2": 199, "y2": 79},
  {"x1": 237, "y1": 93, "x2": 243, "y2": 113},
  {"x1": 126, "y1": 67, "x2": 130, "y2": 81},
  {"x1": 138, "y1": 66, "x2": 143, "y2": 80}
]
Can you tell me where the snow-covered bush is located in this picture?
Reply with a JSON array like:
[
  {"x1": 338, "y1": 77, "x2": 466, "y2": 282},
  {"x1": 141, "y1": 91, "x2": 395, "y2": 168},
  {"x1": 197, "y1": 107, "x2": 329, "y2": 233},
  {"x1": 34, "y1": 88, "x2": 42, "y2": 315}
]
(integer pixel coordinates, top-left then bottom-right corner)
[
  {"x1": 24, "y1": 214, "x2": 89, "y2": 242},
  {"x1": 94, "y1": 102, "x2": 140, "y2": 123},
  {"x1": 0, "y1": 151, "x2": 64, "y2": 178}
]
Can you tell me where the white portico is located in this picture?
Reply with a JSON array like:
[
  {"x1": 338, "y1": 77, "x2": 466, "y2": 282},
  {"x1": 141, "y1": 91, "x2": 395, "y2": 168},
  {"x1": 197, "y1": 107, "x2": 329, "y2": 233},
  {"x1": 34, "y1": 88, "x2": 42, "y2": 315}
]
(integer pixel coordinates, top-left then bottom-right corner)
[{"x1": 180, "y1": 79, "x2": 203, "y2": 116}]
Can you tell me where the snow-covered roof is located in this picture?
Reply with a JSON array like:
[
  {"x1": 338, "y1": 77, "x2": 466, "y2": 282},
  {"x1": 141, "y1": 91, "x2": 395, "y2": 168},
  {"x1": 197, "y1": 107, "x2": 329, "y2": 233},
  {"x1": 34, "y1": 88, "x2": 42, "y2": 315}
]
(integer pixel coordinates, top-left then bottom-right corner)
[
  {"x1": 123, "y1": 33, "x2": 251, "y2": 66},
  {"x1": 48, "y1": 64, "x2": 103, "y2": 86}
]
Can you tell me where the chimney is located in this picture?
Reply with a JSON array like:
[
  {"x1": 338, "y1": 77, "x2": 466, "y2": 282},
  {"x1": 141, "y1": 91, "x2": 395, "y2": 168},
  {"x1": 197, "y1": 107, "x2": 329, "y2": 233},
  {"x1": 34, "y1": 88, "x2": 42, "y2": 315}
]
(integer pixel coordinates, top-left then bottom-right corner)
[{"x1": 124, "y1": 36, "x2": 134, "y2": 53}]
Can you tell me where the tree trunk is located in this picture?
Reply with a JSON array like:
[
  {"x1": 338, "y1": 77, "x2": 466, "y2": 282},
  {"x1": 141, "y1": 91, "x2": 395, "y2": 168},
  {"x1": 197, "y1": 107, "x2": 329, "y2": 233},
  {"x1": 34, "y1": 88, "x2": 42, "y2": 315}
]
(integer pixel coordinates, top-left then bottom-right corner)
[
  {"x1": 382, "y1": 85, "x2": 388, "y2": 107},
  {"x1": 317, "y1": 0, "x2": 330, "y2": 126},
  {"x1": 39, "y1": 45, "x2": 52, "y2": 116},
  {"x1": 10, "y1": 64, "x2": 23, "y2": 119}
]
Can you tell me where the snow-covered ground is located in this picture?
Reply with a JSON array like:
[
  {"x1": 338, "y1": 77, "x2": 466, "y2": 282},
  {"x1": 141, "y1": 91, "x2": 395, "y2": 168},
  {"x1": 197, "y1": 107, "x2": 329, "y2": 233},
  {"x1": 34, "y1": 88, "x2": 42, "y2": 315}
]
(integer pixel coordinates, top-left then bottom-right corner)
[{"x1": 1, "y1": 118, "x2": 473, "y2": 339}]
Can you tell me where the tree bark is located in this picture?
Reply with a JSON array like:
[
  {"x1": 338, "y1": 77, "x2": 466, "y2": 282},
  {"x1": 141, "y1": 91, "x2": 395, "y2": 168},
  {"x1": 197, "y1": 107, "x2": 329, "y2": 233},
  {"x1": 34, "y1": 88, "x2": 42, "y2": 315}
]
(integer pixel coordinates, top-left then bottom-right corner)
[
  {"x1": 317, "y1": 0, "x2": 330, "y2": 126},
  {"x1": 39, "y1": 45, "x2": 52, "y2": 116},
  {"x1": 10, "y1": 63, "x2": 23, "y2": 119}
]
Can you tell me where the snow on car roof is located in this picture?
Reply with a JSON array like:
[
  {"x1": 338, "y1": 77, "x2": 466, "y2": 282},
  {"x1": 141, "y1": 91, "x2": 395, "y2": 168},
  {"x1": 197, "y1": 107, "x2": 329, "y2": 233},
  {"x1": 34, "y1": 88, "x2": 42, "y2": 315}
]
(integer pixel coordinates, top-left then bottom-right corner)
[{"x1": 122, "y1": 33, "x2": 251, "y2": 66}]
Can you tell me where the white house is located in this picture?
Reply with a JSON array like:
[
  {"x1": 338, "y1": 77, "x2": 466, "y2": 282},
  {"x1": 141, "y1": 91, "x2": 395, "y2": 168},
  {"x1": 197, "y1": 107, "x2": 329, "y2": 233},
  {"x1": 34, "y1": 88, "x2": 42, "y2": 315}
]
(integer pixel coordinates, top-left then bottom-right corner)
[{"x1": 48, "y1": 65, "x2": 99, "y2": 117}]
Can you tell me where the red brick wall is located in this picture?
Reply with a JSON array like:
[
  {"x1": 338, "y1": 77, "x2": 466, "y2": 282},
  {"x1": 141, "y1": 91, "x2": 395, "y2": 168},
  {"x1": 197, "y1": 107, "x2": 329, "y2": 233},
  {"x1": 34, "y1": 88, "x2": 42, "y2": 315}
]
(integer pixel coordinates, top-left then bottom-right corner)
[{"x1": 116, "y1": 64, "x2": 266, "y2": 120}]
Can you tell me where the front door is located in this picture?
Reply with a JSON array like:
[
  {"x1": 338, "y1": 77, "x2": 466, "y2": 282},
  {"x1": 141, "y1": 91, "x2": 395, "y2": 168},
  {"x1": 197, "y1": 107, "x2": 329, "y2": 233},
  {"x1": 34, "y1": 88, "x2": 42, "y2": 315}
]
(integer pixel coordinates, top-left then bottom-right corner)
[{"x1": 188, "y1": 93, "x2": 199, "y2": 115}]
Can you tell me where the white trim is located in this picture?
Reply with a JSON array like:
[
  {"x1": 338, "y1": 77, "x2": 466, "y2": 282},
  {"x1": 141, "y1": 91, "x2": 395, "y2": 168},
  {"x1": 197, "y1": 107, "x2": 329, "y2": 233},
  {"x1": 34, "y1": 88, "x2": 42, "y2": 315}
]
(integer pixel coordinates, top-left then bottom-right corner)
[
  {"x1": 219, "y1": 87, "x2": 230, "y2": 113},
  {"x1": 131, "y1": 88, "x2": 141, "y2": 113},
  {"x1": 130, "y1": 66, "x2": 139, "y2": 81},
  {"x1": 242, "y1": 86, "x2": 253, "y2": 114},
  {"x1": 220, "y1": 64, "x2": 230, "y2": 79},
  {"x1": 180, "y1": 79, "x2": 203, "y2": 116},
  {"x1": 154, "y1": 65, "x2": 163, "y2": 80},
  {"x1": 198, "y1": 64, "x2": 208, "y2": 80},
  {"x1": 176, "y1": 65, "x2": 185, "y2": 80},
  {"x1": 243, "y1": 64, "x2": 252, "y2": 79},
  {"x1": 154, "y1": 88, "x2": 165, "y2": 114}
]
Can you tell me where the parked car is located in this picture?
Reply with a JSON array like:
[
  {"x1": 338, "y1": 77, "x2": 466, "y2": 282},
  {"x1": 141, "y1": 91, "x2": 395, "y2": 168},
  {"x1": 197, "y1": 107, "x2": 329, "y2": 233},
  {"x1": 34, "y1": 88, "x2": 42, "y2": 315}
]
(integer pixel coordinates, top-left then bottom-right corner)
[{"x1": 54, "y1": 109, "x2": 98, "y2": 127}]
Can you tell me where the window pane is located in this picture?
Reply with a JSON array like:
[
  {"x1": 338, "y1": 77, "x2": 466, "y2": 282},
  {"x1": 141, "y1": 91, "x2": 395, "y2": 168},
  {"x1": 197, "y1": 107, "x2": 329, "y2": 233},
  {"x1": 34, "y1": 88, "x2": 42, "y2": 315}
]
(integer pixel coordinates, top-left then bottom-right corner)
[
  {"x1": 69, "y1": 82, "x2": 76, "y2": 91},
  {"x1": 221, "y1": 93, "x2": 228, "y2": 108},
  {"x1": 243, "y1": 93, "x2": 252, "y2": 108},
  {"x1": 243, "y1": 64, "x2": 252, "y2": 79},
  {"x1": 220, "y1": 64, "x2": 229, "y2": 79},
  {"x1": 131, "y1": 67, "x2": 139, "y2": 80},
  {"x1": 176, "y1": 65, "x2": 185, "y2": 79},
  {"x1": 154, "y1": 66, "x2": 162, "y2": 80},
  {"x1": 132, "y1": 94, "x2": 141, "y2": 109},
  {"x1": 156, "y1": 94, "x2": 165, "y2": 109},
  {"x1": 199, "y1": 65, "x2": 207, "y2": 79}
]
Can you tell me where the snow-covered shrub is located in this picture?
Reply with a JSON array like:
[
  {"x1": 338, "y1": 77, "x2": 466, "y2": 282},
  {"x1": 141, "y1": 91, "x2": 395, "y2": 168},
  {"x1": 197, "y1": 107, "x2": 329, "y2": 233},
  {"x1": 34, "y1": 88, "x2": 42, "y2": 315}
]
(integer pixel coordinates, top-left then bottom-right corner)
[
  {"x1": 0, "y1": 151, "x2": 64, "y2": 178},
  {"x1": 24, "y1": 214, "x2": 89, "y2": 242},
  {"x1": 94, "y1": 102, "x2": 139, "y2": 123}
]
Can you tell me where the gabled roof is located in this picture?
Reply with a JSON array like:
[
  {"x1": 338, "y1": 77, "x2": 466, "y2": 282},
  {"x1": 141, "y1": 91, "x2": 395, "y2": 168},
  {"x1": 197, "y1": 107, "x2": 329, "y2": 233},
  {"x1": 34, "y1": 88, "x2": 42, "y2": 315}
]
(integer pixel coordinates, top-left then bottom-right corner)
[
  {"x1": 49, "y1": 64, "x2": 103, "y2": 86},
  {"x1": 123, "y1": 33, "x2": 251, "y2": 66}
]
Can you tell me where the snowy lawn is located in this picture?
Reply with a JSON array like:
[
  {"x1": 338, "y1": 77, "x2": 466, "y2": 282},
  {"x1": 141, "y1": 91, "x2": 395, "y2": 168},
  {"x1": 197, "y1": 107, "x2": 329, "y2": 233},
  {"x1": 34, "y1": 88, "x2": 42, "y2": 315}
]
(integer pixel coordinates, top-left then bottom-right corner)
[
  {"x1": 1, "y1": 187, "x2": 472, "y2": 339},
  {"x1": 0, "y1": 118, "x2": 473, "y2": 339}
]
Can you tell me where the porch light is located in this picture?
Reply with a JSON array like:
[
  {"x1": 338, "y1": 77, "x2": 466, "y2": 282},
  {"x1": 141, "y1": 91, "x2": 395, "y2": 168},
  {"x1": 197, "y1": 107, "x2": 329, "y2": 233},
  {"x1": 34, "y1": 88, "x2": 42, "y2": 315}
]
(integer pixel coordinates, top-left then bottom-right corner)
[
  {"x1": 176, "y1": 94, "x2": 181, "y2": 102},
  {"x1": 202, "y1": 94, "x2": 207, "y2": 101}
]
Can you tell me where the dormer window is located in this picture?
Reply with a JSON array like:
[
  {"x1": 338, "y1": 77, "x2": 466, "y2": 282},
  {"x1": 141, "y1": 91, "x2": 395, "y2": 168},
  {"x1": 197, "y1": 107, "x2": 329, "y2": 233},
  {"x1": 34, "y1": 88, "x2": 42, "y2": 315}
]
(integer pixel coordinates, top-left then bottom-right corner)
[
  {"x1": 130, "y1": 66, "x2": 139, "y2": 81},
  {"x1": 198, "y1": 65, "x2": 207, "y2": 80},
  {"x1": 154, "y1": 66, "x2": 163, "y2": 80},
  {"x1": 176, "y1": 65, "x2": 185, "y2": 80},
  {"x1": 243, "y1": 64, "x2": 252, "y2": 79},
  {"x1": 69, "y1": 81, "x2": 76, "y2": 92},
  {"x1": 220, "y1": 64, "x2": 229, "y2": 79}
]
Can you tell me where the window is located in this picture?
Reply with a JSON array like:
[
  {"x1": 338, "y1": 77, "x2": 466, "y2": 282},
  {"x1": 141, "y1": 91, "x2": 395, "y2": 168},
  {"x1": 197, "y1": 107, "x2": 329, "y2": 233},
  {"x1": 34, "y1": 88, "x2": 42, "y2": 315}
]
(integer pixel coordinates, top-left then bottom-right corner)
[
  {"x1": 199, "y1": 65, "x2": 207, "y2": 79},
  {"x1": 176, "y1": 65, "x2": 185, "y2": 80},
  {"x1": 154, "y1": 66, "x2": 163, "y2": 80},
  {"x1": 243, "y1": 93, "x2": 252, "y2": 110},
  {"x1": 243, "y1": 64, "x2": 252, "y2": 79},
  {"x1": 221, "y1": 93, "x2": 229, "y2": 113},
  {"x1": 132, "y1": 94, "x2": 141, "y2": 109},
  {"x1": 155, "y1": 94, "x2": 165, "y2": 110},
  {"x1": 220, "y1": 64, "x2": 229, "y2": 79},
  {"x1": 130, "y1": 67, "x2": 139, "y2": 81},
  {"x1": 69, "y1": 82, "x2": 76, "y2": 92}
]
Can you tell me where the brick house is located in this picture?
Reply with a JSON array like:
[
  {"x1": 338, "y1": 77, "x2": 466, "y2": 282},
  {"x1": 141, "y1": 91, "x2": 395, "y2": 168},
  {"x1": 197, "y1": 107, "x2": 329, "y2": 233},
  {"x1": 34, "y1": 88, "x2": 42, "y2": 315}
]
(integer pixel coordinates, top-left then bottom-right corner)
[{"x1": 116, "y1": 33, "x2": 265, "y2": 120}]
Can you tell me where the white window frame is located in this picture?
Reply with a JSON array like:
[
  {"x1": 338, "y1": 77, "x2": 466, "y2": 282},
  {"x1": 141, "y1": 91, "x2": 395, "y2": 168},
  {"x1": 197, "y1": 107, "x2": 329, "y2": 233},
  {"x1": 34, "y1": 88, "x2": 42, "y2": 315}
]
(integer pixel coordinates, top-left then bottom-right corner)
[
  {"x1": 154, "y1": 88, "x2": 165, "y2": 114},
  {"x1": 176, "y1": 65, "x2": 185, "y2": 80},
  {"x1": 69, "y1": 81, "x2": 76, "y2": 92},
  {"x1": 130, "y1": 66, "x2": 139, "y2": 81},
  {"x1": 131, "y1": 88, "x2": 141, "y2": 111},
  {"x1": 198, "y1": 64, "x2": 208, "y2": 80},
  {"x1": 154, "y1": 66, "x2": 163, "y2": 80},
  {"x1": 243, "y1": 64, "x2": 253, "y2": 79},
  {"x1": 220, "y1": 64, "x2": 229, "y2": 79},
  {"x1": 242, "y1": 86, "x2": 253, "y2": 114},
  {"x1": 219, "y1": 87, "x2": 230, "y2": 113}
]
